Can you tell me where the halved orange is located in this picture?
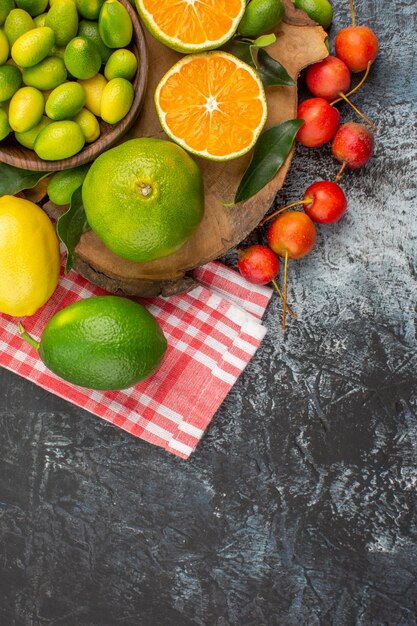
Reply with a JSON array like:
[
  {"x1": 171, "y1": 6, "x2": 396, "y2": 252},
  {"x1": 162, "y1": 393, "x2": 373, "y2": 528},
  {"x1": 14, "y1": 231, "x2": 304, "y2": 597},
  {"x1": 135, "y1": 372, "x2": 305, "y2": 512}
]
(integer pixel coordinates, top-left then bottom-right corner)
[
  {"x1": 135, "y1": 0, "x2": 246, "y2": 53},
  {"x1": 155, "y1": 52, "x2": 268, "y2": 161}
]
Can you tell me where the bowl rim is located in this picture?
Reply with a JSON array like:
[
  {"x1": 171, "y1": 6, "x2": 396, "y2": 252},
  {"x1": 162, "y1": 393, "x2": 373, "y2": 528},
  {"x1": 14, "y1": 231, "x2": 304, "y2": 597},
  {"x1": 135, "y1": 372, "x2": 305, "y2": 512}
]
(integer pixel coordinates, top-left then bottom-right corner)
[{"x1": 0, "y1": 0, "x2": 149, "y2": 172}]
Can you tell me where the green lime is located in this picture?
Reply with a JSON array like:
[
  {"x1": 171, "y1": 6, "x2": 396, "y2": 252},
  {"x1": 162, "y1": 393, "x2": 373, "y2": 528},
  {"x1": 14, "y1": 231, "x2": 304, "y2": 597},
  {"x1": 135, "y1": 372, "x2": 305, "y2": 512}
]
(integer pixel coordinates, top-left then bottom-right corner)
[
  {"x1": 22, "y1": 55, "x2": 67, "y2": 89},
  {"x1": 4, "y1": 8, "x2": 34, "y2": 46},
  {"x1": 33, "y1": 12, "x2": 47, "y2": 27},
  {"x1": 238, "y1": 0, "x2": 284, "y2": 37},
  {"x1": 104, "y1": 48, "x2": 137, "y2": 80},
  {"x1": 47, "y1": 164, "x2": 90, "y2": 204},
  {"x1": 8, "y1": 85, "x2": 44, "y2": 131},
  {"x1": 82, "y1": 138, "x2": 204, "y2": 263},
  {"x1": 34, "y1": 119, "x2": 85, "y2": 159},
  {"x1": 73, "y1": 107, "x2": 100, "y2": 142},
  {"x1": 99, "y1": 0, "x2": 132, "y2": 49},
  {"x1": 15, "y1": 0, "x2": 48, "y2": 17},
  {"x1": 0, "y1": 29, "x2": 10, "y2": 64},
  {"x1": 100, "y1": 76, "x2": 133, "y2": 123},
  {"x1": 75, "y1": 0, "x2": 104, "y2": 20},
  {"x1": 293, "y1": 0, "x2": 333, "y2": 28},
  {"x1": 14, "y1": 113, "x2": 50, "y2": 147},
  {"x1": 0, "y1": 107, "x2": 11, "y2": 140},
  {"x1": 0, "y1": 0, "x2": 15, "y2": 27},
  {"x1": 78, "y1": 72, "x2": 106, "y2": 115},
  {"x1": 0, "y1": 64, "x2": 22, "y2": 102},
  {"x1": 45, "y1": 81, "x2": 85, "y2": 119},
  {"x1": 20, "y1": 296, "x2": 167, "y2": 390},
  {"x1": 78, "y1": 18, "x2": 111, "y2": 63},
  {"x1": 45, "y1": 0, "x2": 78, "y2": 46},
  {"x1": 11, "y1": 26, "x2": 55, "y2": 67},
  {"x1": 64, "y1": 36, "x2": 101, "y2": 79}
]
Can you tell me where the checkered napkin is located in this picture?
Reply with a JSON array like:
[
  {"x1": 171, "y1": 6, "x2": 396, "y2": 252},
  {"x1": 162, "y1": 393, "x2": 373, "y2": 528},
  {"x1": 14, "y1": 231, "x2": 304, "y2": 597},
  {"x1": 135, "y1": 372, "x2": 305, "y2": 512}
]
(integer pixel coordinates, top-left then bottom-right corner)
[{"x1": 0, "y1": 261, "x2": 272, "y2": 458}]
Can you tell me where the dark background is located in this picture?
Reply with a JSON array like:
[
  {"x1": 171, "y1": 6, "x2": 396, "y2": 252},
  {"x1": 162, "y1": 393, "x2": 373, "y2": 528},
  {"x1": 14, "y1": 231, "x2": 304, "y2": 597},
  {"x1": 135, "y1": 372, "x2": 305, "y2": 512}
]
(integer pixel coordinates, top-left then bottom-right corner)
[{"x1": 1, "y1": 1, "x2": 416, "y2": 624}]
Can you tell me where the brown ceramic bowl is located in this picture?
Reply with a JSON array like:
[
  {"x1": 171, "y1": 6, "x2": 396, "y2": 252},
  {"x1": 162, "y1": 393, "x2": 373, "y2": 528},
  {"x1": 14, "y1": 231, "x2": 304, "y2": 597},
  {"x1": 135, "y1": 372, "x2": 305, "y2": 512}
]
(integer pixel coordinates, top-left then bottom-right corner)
[{"x1": 0, "y1": 0, "x2": 148, "y2": 172}]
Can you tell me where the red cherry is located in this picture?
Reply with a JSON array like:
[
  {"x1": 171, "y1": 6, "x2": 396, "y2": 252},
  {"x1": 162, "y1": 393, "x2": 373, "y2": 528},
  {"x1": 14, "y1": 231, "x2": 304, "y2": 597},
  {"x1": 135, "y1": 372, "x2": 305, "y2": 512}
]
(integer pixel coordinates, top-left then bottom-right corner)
[
  {"x1": 238, "y1": 245, "x2": 279, "y2": 285},
  {"x1": 297, "y1": 98, "x2": 340, "y2": 147},
  {"x1": 332, "y1": 122, "x2": 374, "y2": 169},
  {"x1": 306, "y1": 56, "x2": 351, "y2": 102},
  {"x1": 335, "y1": 26, "x2": 379, "y2": 73},
  {"x1": 268, "y1": 211, "x2": 316, "y2": 259},
  {"x1": 303, "y1": 181, "x2": 347, "y2": 224}
]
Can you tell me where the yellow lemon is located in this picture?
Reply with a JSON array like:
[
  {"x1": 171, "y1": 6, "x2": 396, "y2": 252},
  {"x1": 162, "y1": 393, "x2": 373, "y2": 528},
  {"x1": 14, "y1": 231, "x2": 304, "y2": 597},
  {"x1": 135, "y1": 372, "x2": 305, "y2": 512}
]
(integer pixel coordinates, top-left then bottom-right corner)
[
  {"x1": 73, "y1": 107, "x2": 100, "y2": 142},
  {"x1": 100, "y1": 76, "x2": 133, "y2": 124},
  {"x1": 8, "y1": 84, "x2": 44, "y2": 132},
  {"x1": 0, "y1": 195, "x2": 60, "y2": 317},
  {"x1": 78, "y1": 72, "x2": 106, "y2": 116}
]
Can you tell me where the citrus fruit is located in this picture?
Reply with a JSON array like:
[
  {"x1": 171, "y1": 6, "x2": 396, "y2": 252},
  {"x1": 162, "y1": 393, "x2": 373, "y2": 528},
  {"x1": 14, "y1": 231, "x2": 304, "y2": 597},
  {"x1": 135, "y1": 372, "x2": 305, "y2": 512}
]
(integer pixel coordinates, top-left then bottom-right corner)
[
  {"x1": 82, "y1": 137, "x2": 204, "y2": 263},
  {"x1": 33, "y1": 12, "x2": 47, "y2": 27},
  {"x1": 45, "y1": 0, "x2": 78, "y2": 46},
  {"x1": 100, "y1": 76, "x2": 133, "y2": 123},
  {"x1": 0, "y1": 29, "x2": 10, "y2": 64},
  {"x1": 22, "y1": 55, "x2": 67, "y2": 89},
  {"x1": 0, "y1": 0, "x2": 15, "y2": 27},
  {"x1": 0, "y1": 195, "x2": 60, "y2": 317},
  {"x1": 34, "y1": 119, "x2": 85, "y2": 159},
  {"x1": 0, "y1": 64, "x2": 22, "y2": 102},
  {"x1": 14, "y1": 113, "x2": 51, "y2": 147},
  {"x1": 75, "y1": 0, "x2": 104, "y2": 20},
  {"x1": 293, "y1": 0, "x2": 333, "y2": 29},
  {"x1": 78, "y1": 72, "x2": 106, "y2": 115},
  {"x1": 19, "y1": 296, "x2": 167, "y2": 390},
  {"x1": 99, "y1": 0, "x2": 132, "y2": 48},
  {"x1": 155, "y1": 51, "x2": 267, "y2": 161},
  {"x1": 78, "y1": 18, "x2": 111, "y2": 63},
  {"x1": 73, "y1": 107, "x2": 100, "y2": 142},
  {"x1": 8, "y1": 85, "x2": 44, "y2": 131},
  {"x1": 238, "y1": 0, "x2": 284, "y2": 37},
  {"x1": 11, "y1": 26, "x2": 55, "y2": 67},
  {"x1": 0, "y1": 107, "x2": 11, "y2": 139},
  {"x1": 136, "y1": 0, "x2": 245, "y2": 53},
  {"x1": 45, "y1": 81, "x2": 85, "y2": 119},
  {"x1": 104, "y1": 48, "x2": 137, "y2": 80},
  {"x1": 15, "y1": 0, "x2": 48, "y2": 17},
  {"x1": 4, "y1": 9, "x2": 34, "y2": 46},
  {"x1": 47, "y1": 164, "x2": 90, "y2": 205},
  {"x1": 63, "y1": 36, "x2": 101, "y2": 79}
]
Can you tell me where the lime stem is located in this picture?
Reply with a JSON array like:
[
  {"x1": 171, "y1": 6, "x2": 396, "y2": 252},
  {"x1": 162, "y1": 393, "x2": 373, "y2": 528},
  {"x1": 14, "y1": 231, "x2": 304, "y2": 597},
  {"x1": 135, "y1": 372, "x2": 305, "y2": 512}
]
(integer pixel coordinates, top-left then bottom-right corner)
[
  {"x1": 272, "y1": 279, "x2": 297, "y2": 318},
  {"x1": 335, "y1": 162, "x2": 347, "y2": 182},
  {"x1": 18, "y1": 323, "x2": 40, "y2": 352},
  {"x1": 260, "y1": 200, "x2": 310, "y2": 226},
  {"x1": 336, "y1": 92, "x2": 377, "y2": 130},
  {"x1": 331, "y1": 61, "x2": 372, "y2": 106},
  {"x1": 282, "y1": 250, "x2": 289, "y2": 330},
  {"x1": 349, "y1": 0, "x2": 356, "y2": 26}
]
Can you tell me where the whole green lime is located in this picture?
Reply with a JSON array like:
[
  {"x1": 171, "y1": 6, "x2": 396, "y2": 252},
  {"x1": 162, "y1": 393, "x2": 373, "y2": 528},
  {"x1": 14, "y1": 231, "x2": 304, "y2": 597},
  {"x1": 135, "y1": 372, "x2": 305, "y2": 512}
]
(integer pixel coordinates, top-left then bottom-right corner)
[
  {"x1": 0, "y1": 29, "x2": 10, "y2": 64},
  {"x1": 82, "y1": 138, "x2": 205, "y2": 263},
  {"x1": 64, "y1": 36, "x2": 101, "y2": 79},
  {"x1": 238, "y1": 0, "x2": 284, "y2": 37},
  {"x1": 99, "y1": 0, "x2": 132, "y2": 48},
  {"x1": 15, "y1": 0, "x2": 48, "y2": 17},
  {"x1": 100, "y1": 76, "x2": 133, "y2": 123},
  {"x1": 75, "y1": 0, "x2": 104, "y2": 21},
  {"x1": 78, "y1": 18, "x2": 111, "y2": 63},
  {"x1": 0, "y1": 64, "x2": 22, "y2": 102},
  {"x1": 8, "y1": 85, "x2": 44, "y2": 132},
  {"x1": 11, "y1": 26, "x2": 55, "y2": 67},
  {"x1": 293, "y1": 0, "x2": 333, "y2": 28},
  {"x1": 22, "y1": 55, "x2": 67, "y2": 90},
  {"x1": 47, "y1": 164, "x2": 90, "y2": 205},
  {"x1": 45, "y1": 81, "x2": 85, "y2": 119},
  {"x1": 104, "y1": 48, "x2": 137, "y2": 80},
  {"x1": 4, "y1": 8, "x2": 34, "y2": 46},
  {"x1": 20, "y1": 296, "x2": 168, "y2": 390},
  {"x1": 0, "y1": 0, "x2": 15, "y2": 27},
  {"x1": 34, "y1": 119, "x2": 85, "y2": 159},
  {"x1": 45, "y1": 0, "x2": 78, "y2": 46}
]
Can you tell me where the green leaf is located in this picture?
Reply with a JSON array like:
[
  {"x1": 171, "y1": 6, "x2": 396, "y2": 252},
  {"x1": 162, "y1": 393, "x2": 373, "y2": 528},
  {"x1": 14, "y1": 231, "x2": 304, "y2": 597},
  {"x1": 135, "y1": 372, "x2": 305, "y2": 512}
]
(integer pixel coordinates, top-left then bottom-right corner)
[
  {"x1": 253, "y1": 33, "x2": 276, "y2": 48},
  {"x1": 0, "y1": 162, "x2": 51, "y2": 195},
  {"x1": 56, "y1": 186, "x2": 90, "y2": 273},
  {"x1": 234, "y1": 119, "x2": 303, "y2": 204},
  {"x1": 256, "y1": 48, "x2": 296, "y2": 87},
  {"x1": 225, "y1": 39, "x2": 255, "y2": 67}
]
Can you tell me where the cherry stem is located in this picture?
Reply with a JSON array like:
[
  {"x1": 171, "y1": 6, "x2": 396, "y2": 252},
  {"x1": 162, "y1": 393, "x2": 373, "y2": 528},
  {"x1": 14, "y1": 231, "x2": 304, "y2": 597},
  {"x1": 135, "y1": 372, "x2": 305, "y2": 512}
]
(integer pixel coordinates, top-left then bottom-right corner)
[
  {"x1": 349, "y1": 0, "x2": 356, "y2": 27},
  {"x1": 336, "y1": 91, "x2": 377, "y2": 130},
  {"x1": 18, "y1": 322, "x2": 40, "y2": 351},
  {"x1": 282, "y1": 250, "x2": 289, "y2": 330},
  {"x1": 272, "y1": 279, "x2": 297, "y2": 318},
  {"x1": 331, "y1": 61, "x2": 372, "y2": 106},
  {"x1": 260, "y1": 199, "x2": 310, "y2": 226},
  {"x1": 335, "y1": 162, "x2": 347, "y2": 182}
]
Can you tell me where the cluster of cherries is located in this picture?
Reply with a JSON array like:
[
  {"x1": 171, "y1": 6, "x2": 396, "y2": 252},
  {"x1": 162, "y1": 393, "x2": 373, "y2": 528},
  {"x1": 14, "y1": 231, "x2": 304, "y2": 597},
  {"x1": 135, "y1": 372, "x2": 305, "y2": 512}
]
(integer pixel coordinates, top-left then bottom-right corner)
[{"x1": 238, "y1": 0, "x2": 379, "y2": 329}]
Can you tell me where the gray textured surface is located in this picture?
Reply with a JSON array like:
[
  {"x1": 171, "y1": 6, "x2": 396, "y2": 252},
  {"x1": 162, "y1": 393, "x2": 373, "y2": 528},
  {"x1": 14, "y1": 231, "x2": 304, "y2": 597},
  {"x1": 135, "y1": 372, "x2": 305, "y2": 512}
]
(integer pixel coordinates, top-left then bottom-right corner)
[{"x1": 1, "y1": 1, "x2": 416, "y2": 624}]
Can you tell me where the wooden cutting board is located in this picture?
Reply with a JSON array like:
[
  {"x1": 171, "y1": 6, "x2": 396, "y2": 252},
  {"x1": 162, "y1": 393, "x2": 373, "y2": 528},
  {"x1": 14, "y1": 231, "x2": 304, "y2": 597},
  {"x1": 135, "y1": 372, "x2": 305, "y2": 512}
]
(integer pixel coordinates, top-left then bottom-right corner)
[{"x1": 44, "y1": 7, "x2": 328, "y2": 297}]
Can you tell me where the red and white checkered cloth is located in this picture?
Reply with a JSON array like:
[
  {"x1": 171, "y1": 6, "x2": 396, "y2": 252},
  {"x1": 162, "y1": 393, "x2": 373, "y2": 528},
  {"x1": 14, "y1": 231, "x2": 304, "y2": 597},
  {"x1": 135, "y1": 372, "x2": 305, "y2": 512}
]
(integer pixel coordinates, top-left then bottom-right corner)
[{"x1": 0, "y1": 261, "x2": 272, "y2": 458}]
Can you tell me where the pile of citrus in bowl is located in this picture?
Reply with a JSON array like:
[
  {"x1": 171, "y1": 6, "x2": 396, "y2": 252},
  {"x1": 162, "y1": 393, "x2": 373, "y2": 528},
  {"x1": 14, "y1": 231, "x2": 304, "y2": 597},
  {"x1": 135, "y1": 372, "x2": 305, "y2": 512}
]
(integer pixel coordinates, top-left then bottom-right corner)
[{"x1": 0, "y1": 0, "x2": 138, "y2": 160}]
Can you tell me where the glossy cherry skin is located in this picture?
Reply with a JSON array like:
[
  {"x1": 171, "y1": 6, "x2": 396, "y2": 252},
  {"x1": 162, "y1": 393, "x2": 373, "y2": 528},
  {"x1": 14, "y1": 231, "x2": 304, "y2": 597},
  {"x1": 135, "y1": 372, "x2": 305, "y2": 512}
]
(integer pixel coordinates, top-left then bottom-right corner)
[
  {"x1": 335, "y1": 26, "x2": 379, "y2": 73},
  {"x1": 332, "y1": 122, "x2": 374, "y2": 168},
  {"x1": 303, "y1": 181, "x2": 347, "y2": 224},
  {"x1": 306, "y1": 56, "x2": 351, "y2": 101},
  {"x1": 297, "y1": 98, "x2": 340, "y2": 147},
  {"x1": 238, "y1": 245, "x2": 279, "y2": 285},
  {"x1": 268, "y1": 212, "x2": 316, "y2": 259}
]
